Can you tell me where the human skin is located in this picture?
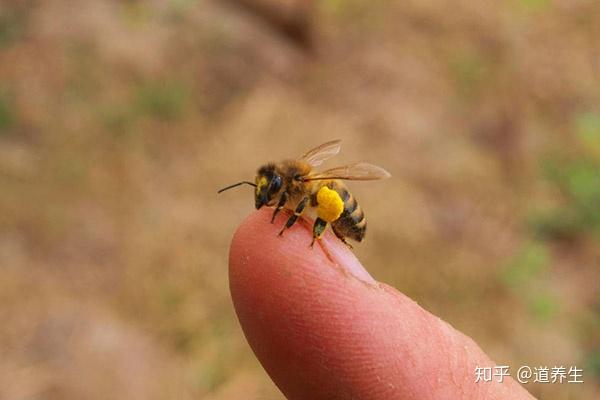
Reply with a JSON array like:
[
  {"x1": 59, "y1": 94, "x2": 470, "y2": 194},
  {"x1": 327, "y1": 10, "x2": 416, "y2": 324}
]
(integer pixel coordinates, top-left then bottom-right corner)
[{"x1": 229, "y1": 208, "x2": 536, "y2": 400}]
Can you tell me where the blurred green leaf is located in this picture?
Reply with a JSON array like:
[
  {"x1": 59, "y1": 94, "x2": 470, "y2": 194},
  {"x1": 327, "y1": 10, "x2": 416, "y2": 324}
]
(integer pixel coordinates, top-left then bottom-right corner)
[
  {"x1": 0, "y1": 88, "x2": 16, "y2": 133},
  {"x1": 196, "y1": 359, "x2": 228, "y2": 392},
  {"x1": 135, "y1": 80, "x2": 189, "y2": 121},
  {"x1": 0, "y1": 8, "x2": 27, "y2": 49},
  {"x1": 99, "y1": 105, "x2": 136, "y2": 137},
  {"x1": 527, "y1": 291, "x2": 559, "y2": 322},
  {"x1": 501, "y1": 241, "x2": 549, "y2": 288},
  {"x1": 575, "y1": 111, "x2": 600, "y2": 157},
  {"x1": 532, "y1": 156, "x2": 600, "y2": 239},
  {"x1": 576, "y1": 112, "x2": 600, "y2": 139},
  {"x1": 566, "y1": 161, "x2": 600, "y2": 205},
  {"x1": 586, "y1": 350, "x2": 600, "y2": 379}
]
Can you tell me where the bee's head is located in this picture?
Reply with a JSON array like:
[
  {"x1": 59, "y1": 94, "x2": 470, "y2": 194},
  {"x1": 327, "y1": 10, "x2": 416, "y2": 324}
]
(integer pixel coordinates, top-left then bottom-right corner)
[{"x1": 255, "y1": 164, "x2": 283, "y2": 209}]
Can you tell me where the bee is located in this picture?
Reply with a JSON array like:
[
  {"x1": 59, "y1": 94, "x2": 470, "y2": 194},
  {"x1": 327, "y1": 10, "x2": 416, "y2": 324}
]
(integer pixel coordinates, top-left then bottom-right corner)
[{"x1": 218, "y1": 140, "x2": 390, "y2": 247}]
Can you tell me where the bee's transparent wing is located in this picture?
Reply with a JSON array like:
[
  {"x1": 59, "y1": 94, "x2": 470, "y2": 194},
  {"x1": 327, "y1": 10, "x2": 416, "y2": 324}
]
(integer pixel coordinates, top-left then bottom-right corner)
[
  {"x1": 304, "y1": 162, "x2": 391, "y2": 181},
  {"x1": 300, "y1": 139, "x2": 341, "y2": 167}
]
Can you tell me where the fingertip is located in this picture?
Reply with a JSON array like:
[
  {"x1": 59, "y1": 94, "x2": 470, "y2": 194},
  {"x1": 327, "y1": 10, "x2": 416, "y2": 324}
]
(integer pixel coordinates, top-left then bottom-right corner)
[
  {"x1": 228, "y1": 209, "x2": 382, "y2": 398},
  {"x1": 229, "y1": 208, "x2": 375, "y2": 287},
  {"x1": 228, "y1": 209, "x2": 534, "y2": 400}
]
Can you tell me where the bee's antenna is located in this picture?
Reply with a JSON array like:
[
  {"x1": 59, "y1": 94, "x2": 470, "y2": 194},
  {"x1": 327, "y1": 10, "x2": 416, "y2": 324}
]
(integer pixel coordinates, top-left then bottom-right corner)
[{"x1": 217, "y1": 181, "x2": 256, "y2": 193}]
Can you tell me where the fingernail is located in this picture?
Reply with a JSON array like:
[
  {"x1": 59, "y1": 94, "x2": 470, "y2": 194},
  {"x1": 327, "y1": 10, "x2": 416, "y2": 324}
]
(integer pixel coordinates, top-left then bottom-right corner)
[{"x1": 322, "y1": 237, "x2": 376, "y2": 284}]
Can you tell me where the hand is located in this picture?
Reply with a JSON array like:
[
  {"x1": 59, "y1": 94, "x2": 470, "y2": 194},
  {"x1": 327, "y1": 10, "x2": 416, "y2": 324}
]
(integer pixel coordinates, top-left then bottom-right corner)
[{"x1": 229, "y1": 209, "x2": 535, "y2": 400}]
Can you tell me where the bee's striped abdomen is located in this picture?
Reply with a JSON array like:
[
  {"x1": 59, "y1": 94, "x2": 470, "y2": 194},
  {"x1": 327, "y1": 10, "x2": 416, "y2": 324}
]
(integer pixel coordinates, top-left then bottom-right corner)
[{"x1": 331, "y1": 184, "x2": 366, "y2": 242}]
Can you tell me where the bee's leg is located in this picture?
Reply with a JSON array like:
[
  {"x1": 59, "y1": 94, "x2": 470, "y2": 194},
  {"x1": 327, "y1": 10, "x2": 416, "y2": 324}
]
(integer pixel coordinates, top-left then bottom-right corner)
[
  {"x1": 331, "y1": 224, "x2": 353, "y2": 249},
  {"x1": 278, "y1": 196, "x2": 308, "y2": 236},
  {"x1": 271, "y1": 191, "x2": 288, "y2": 223},
  {"x1": 310, "y1": 217, "x2": 328, "y2": 247}
]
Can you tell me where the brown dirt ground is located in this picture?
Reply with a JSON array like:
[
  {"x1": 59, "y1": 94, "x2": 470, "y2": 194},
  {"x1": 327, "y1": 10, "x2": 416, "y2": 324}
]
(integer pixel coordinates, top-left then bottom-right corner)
[{"x1": 0, "y1": 1, "x2": 598, "y2": 399}]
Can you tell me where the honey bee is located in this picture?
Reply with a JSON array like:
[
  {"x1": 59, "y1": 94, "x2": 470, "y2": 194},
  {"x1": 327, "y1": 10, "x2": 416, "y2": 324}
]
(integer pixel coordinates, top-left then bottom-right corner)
[{"x1": 218, "y1": 140, "x2": 390, "y2": 247}]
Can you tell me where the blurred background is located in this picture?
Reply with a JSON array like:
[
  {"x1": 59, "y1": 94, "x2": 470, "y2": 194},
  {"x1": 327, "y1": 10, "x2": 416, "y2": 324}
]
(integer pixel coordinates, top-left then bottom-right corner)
[{"x1": 0, "y1": 0, "x2": 599, "y2": 399}]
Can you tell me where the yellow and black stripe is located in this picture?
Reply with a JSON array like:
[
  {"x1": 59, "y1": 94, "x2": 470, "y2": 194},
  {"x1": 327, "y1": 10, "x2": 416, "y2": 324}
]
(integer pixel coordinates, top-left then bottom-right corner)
[{"x1": 330, "y1": 183, "x2": 366, "y2": 243}]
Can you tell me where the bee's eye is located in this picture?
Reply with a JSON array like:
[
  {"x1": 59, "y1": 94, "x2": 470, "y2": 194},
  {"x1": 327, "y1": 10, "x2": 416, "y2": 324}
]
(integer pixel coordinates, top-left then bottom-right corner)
[{"x1": 269, "y1": 175, "x2": 282, "y2": 193}]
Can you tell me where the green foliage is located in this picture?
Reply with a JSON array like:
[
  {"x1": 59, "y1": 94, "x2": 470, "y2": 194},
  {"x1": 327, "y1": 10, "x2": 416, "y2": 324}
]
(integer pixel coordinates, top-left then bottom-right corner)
[
  {"x1": 99, "y1": 105, "x2": 136, "y2": 137},
  {"x1": 196, "y1": 361, "x2": 227, "y2": 392},
  {"x1": 575, "y1": 111, "x2": 600, "y2": 157},
  {"x1": 0, "y1": 88, "x2": 16, "y2": 133},
  {"x1": 501, "y1": 242, "x2": 560, "y2": 322},
  {"x1": 135, "y1": 80, "x2": 189, "y2": 121},
  {"x1": 531, "y1": 157, "x2": 600, "y2": 239},
  {"x1": 501, "y1": 241, "x2": 549, "y2": 288},
  {"x1": 527, "y1": 291, "x2": 559, "y2": 322},
  {"x1": 530, "y1": 111, "x2": 600, "y2": 240},
  {"x1": 97, "y1": 79, "x2": 190, "y2": 136},
  {"x1": 0, "y1": 7, "x2": 27, "y2": 49},
  {"x1": 586, "y1": 350, "x2": 600, "y2": 379}
]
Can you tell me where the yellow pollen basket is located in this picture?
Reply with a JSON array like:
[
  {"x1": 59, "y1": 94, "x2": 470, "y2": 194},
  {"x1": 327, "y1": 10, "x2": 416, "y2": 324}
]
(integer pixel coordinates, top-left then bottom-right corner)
[{"x1": 316, "y1": 186, "x2": 344, "y2": 222}]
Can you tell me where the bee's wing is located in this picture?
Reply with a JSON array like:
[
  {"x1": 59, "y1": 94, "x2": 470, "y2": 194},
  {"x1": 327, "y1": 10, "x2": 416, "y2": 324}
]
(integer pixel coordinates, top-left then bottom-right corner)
[
  {"x1": 304, "y1": 162, "x2": 391, "y2": 181},
  {"x1": 300, "y1": 139, "x2": 341, "y2": 167}
]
